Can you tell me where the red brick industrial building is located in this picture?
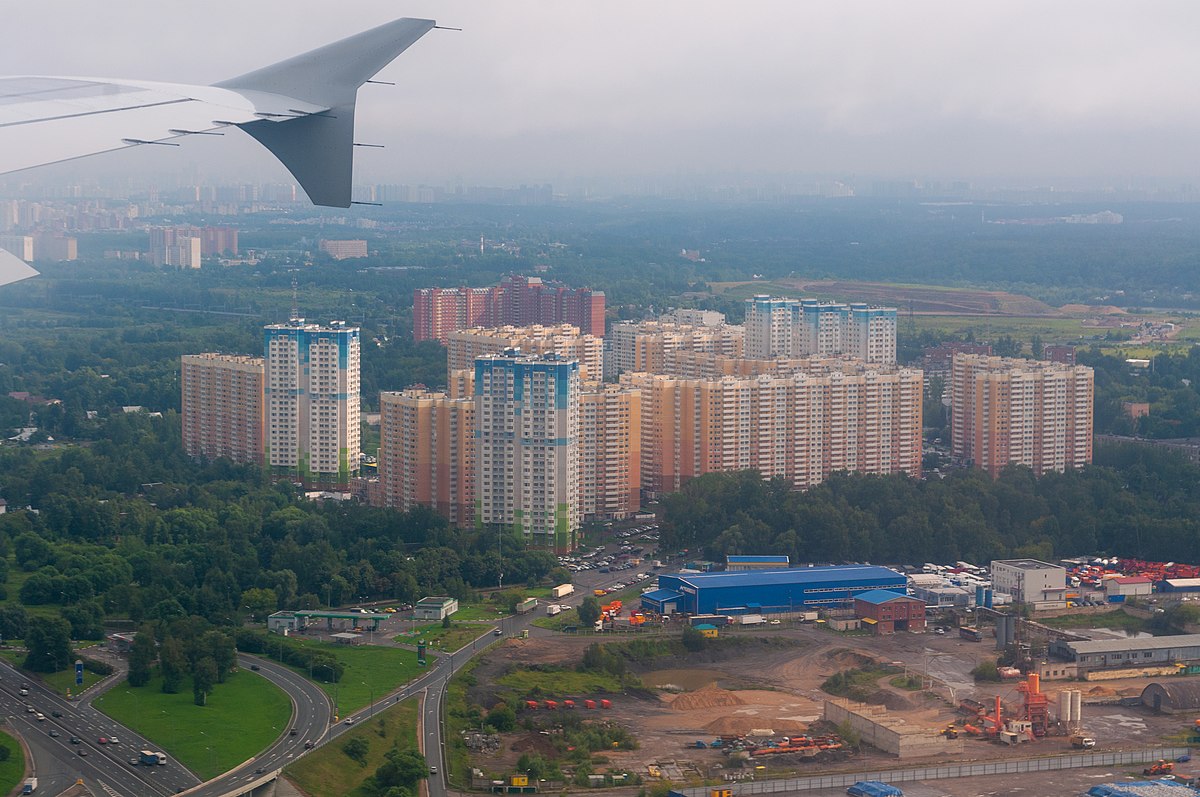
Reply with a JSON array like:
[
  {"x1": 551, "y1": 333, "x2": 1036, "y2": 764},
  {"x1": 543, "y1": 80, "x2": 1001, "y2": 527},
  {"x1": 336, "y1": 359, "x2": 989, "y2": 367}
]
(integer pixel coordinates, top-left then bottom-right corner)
[
  {"x1": 413, "y1": 275, "x2": 605, "y2": 342},
  {"x1": 853, "y1": 589, "x2": 927, "y2": 635}
]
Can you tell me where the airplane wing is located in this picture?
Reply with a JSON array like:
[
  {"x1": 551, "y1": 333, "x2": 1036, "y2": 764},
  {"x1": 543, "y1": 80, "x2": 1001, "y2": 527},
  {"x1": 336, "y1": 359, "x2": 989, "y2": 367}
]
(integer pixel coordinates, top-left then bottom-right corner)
[
  {"x1": 0, "y1": 248, "x2": 38, "y2": 288},
  {"x1": 0, "y1": 17, "x2": 436, "y2": 208}
]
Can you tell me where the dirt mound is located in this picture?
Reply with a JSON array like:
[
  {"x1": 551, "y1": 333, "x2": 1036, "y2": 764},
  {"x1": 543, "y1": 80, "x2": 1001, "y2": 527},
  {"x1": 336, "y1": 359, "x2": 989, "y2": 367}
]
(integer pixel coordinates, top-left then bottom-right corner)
[
  {"x1": 866, "y1": 690, "x2": 917, "y2": 711},
  {"x1": 704, "y1": 715, "x2": 810, "y2": 736},
  {"x1": 1060, "y1": 304, "x2": 1127, "y2": 316},
  {"x1": 670, "y1": 685, "x2": 746, "y2": 711},
  {"x1": 1087, "y1": 685, "x2": 1116, "y2": 696}
]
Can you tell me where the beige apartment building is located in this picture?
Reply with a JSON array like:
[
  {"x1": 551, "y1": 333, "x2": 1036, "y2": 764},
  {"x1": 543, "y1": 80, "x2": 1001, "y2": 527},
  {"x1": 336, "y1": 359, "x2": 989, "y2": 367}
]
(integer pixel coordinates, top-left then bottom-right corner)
[
  {"x1": 180, "y1": 353, "x2": 265, "y2": 465},
  {"x1": 579, "y1": 382, "x2": 642, "y2": 521},
  {"x1": 608, "y1": 320, "x2": 745, "y2": 377},
  {"x1": 378, "y1": 389, "x2": 476, "y2": 527},
  {"x1": 446, "y1": 325, "x2": 603, "y2": 381},
  {"x1": 622, "y1": 361, "x2": 922, "y2": 494},
  {"x1": 950, "y1": 354, "x2": 1094, "y2": 477}
]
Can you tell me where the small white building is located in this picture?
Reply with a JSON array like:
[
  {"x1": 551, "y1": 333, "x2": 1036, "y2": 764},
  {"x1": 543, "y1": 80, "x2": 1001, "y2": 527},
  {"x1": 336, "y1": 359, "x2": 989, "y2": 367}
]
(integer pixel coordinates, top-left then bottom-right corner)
[
  {"x1": 1105, "y1": 576, "x2": 1153, "y2": 599},
  {"x1": 990, "y1": 559, "x2": 1067, "y2": 610},
  {"x1": 414, "y1": 596, "x2": 458, "y2": 621},
  {"x1": 267, "y1": 611, "x2": 301, "y2": 634}
]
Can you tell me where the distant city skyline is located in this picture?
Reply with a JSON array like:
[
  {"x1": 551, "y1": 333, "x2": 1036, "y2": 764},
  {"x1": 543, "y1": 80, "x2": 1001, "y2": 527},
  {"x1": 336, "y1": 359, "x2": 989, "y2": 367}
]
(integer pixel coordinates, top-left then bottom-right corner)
[{"x1": 5, "y1": 2, "x2": 1200, "y2": 190}]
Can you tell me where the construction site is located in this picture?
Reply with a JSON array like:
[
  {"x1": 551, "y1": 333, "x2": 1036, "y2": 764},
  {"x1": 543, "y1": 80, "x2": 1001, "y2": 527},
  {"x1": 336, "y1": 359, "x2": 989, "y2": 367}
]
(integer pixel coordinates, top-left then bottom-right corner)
[{"x1": 457, "y1": 621, "x2": 1200, "y2": 793}]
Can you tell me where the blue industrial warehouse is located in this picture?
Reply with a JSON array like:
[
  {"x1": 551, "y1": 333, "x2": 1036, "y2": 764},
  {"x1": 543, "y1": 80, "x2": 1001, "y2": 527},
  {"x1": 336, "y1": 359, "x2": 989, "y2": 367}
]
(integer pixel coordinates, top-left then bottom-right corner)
[{"x1": 641, "y1": 565, "x2": 906, "y2": 616}]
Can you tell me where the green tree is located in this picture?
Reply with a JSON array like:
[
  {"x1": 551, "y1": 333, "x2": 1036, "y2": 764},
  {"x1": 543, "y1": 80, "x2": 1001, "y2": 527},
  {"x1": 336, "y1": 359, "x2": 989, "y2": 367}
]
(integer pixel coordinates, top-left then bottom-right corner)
[
  {"x1": 578, "y1": 596, "x2": 600, "y2": 627},
  {"x1": 374, "y1": 748, "x2": 428, "y2": 789},
  {"x1": 241, "y1": 587, "x2": 278, "y2": 621},
  {"x1": 193, "y1": 656, "x2": 217, "y2": 706},
  {"x1": 441, "y1": 614, "x2": 452, "y2": 629},
  {"x1": 342, "y1": 736, "x2": 370, "y2": 767},
  {"x1": 160, "y1": 638, "x2": 187, "y2": 694},
  {"x1": 23, "y1": 615, "x2": 72, "y2": 673},
  {"x1": 486, "y1": 702, "x2": 516, "y2": 732},
  {"x1": 681, "y1": 625, "x2": 705, "y2": 652},
  {"x1": 128, "y1": 628, "x2": 156, "y2": 687}
]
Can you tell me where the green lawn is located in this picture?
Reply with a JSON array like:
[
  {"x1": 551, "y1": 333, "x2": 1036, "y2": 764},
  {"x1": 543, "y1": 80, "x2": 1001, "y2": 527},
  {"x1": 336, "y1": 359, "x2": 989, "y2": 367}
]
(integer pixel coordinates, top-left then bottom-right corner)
[
  {"x1": 285, "y1": 697, "x2": 420, "y2": 797},
  {"x1": 40, "y1": 665, "x2": 105, "y2": 696},
  {"x1": 1040, "y1": 609, "x2": 1147, "y2": 632},
  {"x1": 0, "y1": 730, "x2": 25, "y2": 795},
  {"x1": 497, "y1": 666, "x2": 625, "y2": 697},
  {"x1": 448, "y1": 604, "x2": 510, "y2": 622},
  {"x1": 94, "y1": 670, "x2": 292, "y2": 779},
  {"x1": 394, "y1": 623, "x2": 487, "y2": 652},
  {"x1": 271, "y1": 639, "x2": 427, "y2": 716}
]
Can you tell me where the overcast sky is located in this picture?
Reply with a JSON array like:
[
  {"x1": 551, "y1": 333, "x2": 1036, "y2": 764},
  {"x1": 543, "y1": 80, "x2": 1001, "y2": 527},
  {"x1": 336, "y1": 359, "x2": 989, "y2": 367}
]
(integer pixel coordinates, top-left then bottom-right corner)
[{"x1": 6, "y1": 2, "x2": 1200, "y2": 188}]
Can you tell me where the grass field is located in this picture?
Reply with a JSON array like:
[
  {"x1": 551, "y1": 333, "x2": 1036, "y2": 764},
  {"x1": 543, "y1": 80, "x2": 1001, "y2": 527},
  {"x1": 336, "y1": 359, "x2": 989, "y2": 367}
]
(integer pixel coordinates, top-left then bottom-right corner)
[
  {"x1": 285, "y1": 697, "x2": 420, "y2": 797},
  {"x1": 394, "y1": 623, "x2": 487, "y2": 653},
  {"x1": 1039, "y1": 609, "x2": 1147, "y2": 632},
  {"x1": 94, "y1": 670, "x2": 292, "y2": 780},
  {"x1": 0, "y1": 730, "x2": 24, "y2": 795},
  {"x1": 271, "y1": 639, "x2": 427, "y2": 716},
  {"x1": 449, "y1": 604, "x2": 510, "y2": 622},
  {"x1": 497, "y1": 666, "x2": 625, "y2": 697},
  {"x1": 0, "y1": 643, "x2": 108, "y2": 695}
]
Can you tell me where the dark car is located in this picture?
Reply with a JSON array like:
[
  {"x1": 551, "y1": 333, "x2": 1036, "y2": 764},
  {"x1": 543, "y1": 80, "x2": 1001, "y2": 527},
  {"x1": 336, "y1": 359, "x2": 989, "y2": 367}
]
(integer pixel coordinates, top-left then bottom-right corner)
[
  {"x1": 304, "y1": 741, "x2": 315, "y2": 749},
  {"x1": 289, "y1": 729, "x2": 297, "y2": 736},
  {"x1": 250, "y1": 664, "x2": 261, "y2": 671},
  {"x1": 78, "y1": 749, "x2": 88, "y2": 757},
  {"x1": 69, "y1": 736, "x2": 81, "y2": 744},
  {"x1": 51, "y1": 710, "x2": 63, "y2": 718},
  {"x1": 129, "y1": 757, "x2": 140, "y2": 766},
  {"x1": 48, "y1": 729, "x2": 59, "y2": 738}
]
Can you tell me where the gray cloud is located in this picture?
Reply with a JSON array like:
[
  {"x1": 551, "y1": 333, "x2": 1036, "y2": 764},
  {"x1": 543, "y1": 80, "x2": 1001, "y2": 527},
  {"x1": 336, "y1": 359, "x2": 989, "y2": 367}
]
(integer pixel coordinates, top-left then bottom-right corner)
[{"x1": 6, "y1": 1, "x2": 1200, "y2": 186}]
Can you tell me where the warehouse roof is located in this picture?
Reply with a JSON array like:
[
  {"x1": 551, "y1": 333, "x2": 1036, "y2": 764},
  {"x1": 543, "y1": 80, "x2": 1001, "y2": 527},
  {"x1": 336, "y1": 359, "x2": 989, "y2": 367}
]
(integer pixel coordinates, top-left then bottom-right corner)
[
  {"x1": 1114, "y1": 576, "x2": 1152, "y2": 585},
  {"x1": 1086, "y1": 781, "x2": 1195, "y2": 796},
  {"x1": 1140, "y1": 681, "x2": 1200, "y2": 709},
  {"x1": 993, "y1": 558, "x2": 1061, "y2": 571},
  {"x1": 641, "y1": 589, "x2": 683, "y2": 603},
  {"x1": 854, "y1": 589, "x2": 916, "y2": 605},
  {"x1": 668, "y1": 565, "x2": 903, "y2": 590},
  {"x1": 1161, "y1": 578, "x2": 1200, "y2": 588},
  {"x1": 1062, "y1": 633, "x2": 1200, "y2": 655},
  {"x1": 726, "y1": 555, "x2": 790, "y2": 564}
]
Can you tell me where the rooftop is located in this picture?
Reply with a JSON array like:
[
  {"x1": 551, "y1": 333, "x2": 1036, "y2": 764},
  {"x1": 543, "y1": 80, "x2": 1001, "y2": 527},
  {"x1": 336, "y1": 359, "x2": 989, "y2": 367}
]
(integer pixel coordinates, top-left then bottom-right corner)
[
  {"x1": 1063, "y1": 633, "x2": 1200, "y2": 655},
  {"x1": 668, "y1": 565, "x2": 904, "y2": 591},
  {"x1": 994, "y1": 558, "x2": 1062, "y2": 571},
  {"x1": 641, "y1": 588, "x2": 684, "y2": 603},
  {"x1": 854, "y1": 589, "x2": 917, "y2": 605}
]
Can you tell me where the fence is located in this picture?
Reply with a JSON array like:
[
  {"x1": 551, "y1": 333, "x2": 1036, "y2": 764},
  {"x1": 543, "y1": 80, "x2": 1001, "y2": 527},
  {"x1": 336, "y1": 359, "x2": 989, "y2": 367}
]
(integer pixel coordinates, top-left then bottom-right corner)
[{"x1": 671, "y1": 747, "x2": 1191, "y2": 795}]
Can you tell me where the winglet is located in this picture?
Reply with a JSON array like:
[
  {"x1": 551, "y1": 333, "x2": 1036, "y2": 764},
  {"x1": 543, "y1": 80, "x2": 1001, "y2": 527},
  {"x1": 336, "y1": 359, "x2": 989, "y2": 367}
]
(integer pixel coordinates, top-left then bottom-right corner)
[
  {"x1": 0, "y1": 248, "x2": 39, "y2": 288},
  {"x1": 216, "y1": 17, "x2": 436, "y2": 207}
]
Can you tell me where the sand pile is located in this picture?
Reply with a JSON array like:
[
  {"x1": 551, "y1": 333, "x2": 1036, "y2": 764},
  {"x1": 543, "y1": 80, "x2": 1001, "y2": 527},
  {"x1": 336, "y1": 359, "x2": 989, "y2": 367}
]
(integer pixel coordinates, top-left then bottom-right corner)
[
  {"x1": 670, "y1": 685, "x2": 746, "y2": 711},
  {"x1": 867, "y1": 690, "x2": 918, "y2": 711}
]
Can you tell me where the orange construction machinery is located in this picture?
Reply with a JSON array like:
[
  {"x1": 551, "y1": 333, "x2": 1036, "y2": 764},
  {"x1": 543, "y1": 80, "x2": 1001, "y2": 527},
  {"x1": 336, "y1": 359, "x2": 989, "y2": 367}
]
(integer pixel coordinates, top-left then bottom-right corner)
[
  {"x1": 1017, "y1": 673, "x2": 1050, "y2": 737},
  {"x1": 1144, "y1": 759, "x2": 1174, "y2": 777}
]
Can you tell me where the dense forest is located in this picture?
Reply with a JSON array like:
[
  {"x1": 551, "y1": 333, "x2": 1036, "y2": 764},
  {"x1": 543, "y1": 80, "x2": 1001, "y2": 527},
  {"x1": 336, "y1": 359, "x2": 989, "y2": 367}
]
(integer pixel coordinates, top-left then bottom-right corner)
[
  {"x1": 0, "y1": 412, "x2": 557, "y2": 644},
  {"x1": 661, "y1": 443, "x2": 1200, "y2": 567}
]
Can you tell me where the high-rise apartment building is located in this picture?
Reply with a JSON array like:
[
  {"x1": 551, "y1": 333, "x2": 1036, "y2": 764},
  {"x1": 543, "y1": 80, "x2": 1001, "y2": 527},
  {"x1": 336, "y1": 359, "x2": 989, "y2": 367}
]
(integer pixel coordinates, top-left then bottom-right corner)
[
  {"x1": 148, "y1": 227, "x2": 201, "y2": 269},
  {"x1": 475, "y1": 351, "x2": 580, "y2": 552},
  {"x1": 180, "y1": 353, "x2": 265, "y2": 466},
  {"x1": 622, "y1": 361, "x2": 922, "y2": 494},
  {"x1": 318, "y1": 239, "x2": 368, "y2": 260},
  {"x1": 0, "y1": 235, "x2": 33, "y2": 261},
  {"x1": 379, "y1": 389, "x2": 475, "y2": 526},
  {"x1": 607, "y1": 320, "x2": 745, "y2": 377},
  {"x1": 264, "y1": 319, "x2": 361, "y2": 487},
  {"x1": 744, "y1": 296, "x2": 897, "y2": 363},
  {"x1": 579, "y1": 383, "x2": 641, "y2": 521},
  {"x1": 950, "y1": 354, "x2": 1094, "y2": 477},
  {"x1": 412, "y1": 275, "x2": 605, "y2": 343},
  {"x1": 447, "y1": 325, "x2": 604, "y2": 381}
]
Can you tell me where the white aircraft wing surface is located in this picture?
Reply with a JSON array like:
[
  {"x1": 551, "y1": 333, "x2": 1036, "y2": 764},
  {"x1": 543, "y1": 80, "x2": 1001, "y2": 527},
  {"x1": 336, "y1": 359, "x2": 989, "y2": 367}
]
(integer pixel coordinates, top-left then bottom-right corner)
[
  {"x1": 0, "y1": 248, "x2": 38, "y2": 288},
  {"x1": 0, "y1": 17, "x2": 436, "y2": 208}
]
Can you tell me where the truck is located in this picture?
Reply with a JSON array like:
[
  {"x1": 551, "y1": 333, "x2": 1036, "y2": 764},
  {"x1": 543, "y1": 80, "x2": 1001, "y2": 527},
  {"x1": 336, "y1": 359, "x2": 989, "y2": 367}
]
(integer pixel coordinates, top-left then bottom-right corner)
[
  {"x1": 546, "y1": 604, "x2": 562, "y2": 617},
  {"x1": 740, "y1": 614, "x2": 765, "y2": 626},
  {"x1": 516, "y1": 597, "x2": 538, "y2": 614},
  {"x1": 551, "y1": 584, "x2": 575, "y2": 599},
  {"x1": 959, "y1": 626, "x2": 984, "y2": 642},
  {"x1": 21, "y1": 778, "x2": 35, "y2": 794},
  {"x1": 139, "y1": 750, "x2": 166, "y2": 766},
  {"x1": 1069, "y1": 733, "x2": 1096, "y2": 749}
]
